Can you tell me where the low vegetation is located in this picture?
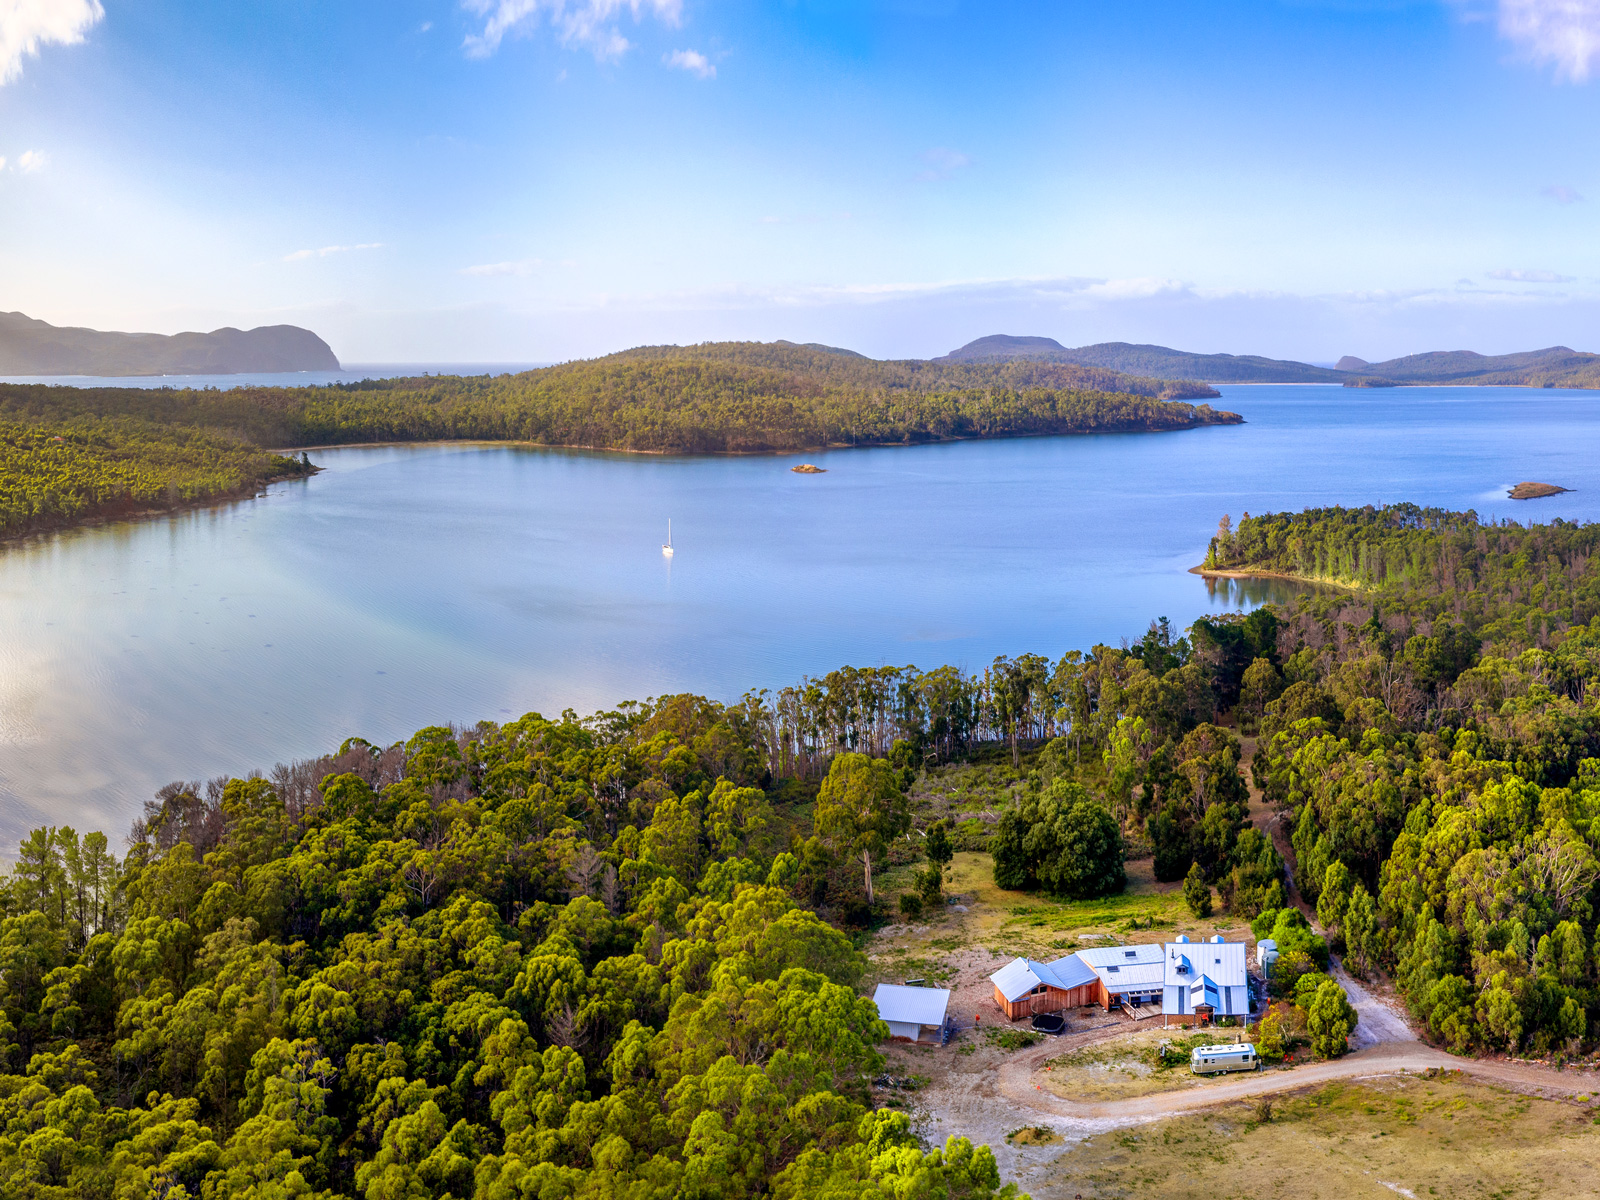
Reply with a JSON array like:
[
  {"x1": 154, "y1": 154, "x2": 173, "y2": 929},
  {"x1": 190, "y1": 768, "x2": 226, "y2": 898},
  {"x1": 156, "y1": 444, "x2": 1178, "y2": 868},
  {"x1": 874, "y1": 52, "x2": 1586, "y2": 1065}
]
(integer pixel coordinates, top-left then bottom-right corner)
[{"x1": 1045, "y1": 1075, "x2": 1600, "y2": 1199}]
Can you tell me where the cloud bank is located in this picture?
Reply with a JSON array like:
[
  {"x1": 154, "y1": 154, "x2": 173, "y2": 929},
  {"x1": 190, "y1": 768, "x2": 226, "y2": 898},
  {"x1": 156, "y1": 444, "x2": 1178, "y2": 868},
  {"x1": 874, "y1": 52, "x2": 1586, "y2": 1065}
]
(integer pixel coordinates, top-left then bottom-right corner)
[
  {"x1": 663, "y1": 48, "x2": 713, "y2": 78},
  {"x1": 461, "y1": 258, "x2": 543, "y2": 277},
  {"x1": 282, "y1": 243, "x2": 384, "y2": 262},
  {"x1": 0, "y1": 0, "x2": 103, "y2": 84},
  {"x1": 1487, "y1": 267, "x2": 1575, "y2": 282},
  {"x1": 1497, "y1": 0, "x2": 1600, "y2": 80},
  {"x1": 461, "y1": 0, "x2": 681, "y2": 61}
]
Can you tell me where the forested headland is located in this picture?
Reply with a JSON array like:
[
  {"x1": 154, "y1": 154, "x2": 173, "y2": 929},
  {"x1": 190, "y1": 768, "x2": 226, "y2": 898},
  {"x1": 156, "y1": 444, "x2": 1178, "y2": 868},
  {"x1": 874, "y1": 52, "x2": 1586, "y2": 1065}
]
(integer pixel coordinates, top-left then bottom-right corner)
[
  {"x1": 0, "y1": 414, "x2": 313, "y2": 541},
  {"x1": 12, "y1": 501, "x2": 1600, "y2": 1193},
  {"x1": 0, "y1": 340, "x2": 1237, "y2": 540}
]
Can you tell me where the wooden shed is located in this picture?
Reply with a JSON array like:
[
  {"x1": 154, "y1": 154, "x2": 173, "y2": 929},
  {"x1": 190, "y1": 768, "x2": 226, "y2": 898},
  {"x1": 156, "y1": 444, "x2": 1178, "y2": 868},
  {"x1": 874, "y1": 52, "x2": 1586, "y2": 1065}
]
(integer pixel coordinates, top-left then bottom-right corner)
[{"x1": 989, "y1": 955, "x2": 1100, "y2": 1021}]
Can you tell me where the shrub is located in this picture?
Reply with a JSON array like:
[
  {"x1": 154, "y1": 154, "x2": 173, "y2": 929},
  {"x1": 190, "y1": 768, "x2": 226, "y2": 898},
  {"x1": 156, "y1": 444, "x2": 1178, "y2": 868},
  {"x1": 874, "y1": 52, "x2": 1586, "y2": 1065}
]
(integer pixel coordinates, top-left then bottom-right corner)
[
  {"x1": 1183, "y1": 862, "x2": 1213, "y2": 918},
  {"x1": 1307, "y1": 979, "x2": 1358, "y2": 1058},
  {"x1": 899, "y1": 893, "x2": 923, "y2": 918}
]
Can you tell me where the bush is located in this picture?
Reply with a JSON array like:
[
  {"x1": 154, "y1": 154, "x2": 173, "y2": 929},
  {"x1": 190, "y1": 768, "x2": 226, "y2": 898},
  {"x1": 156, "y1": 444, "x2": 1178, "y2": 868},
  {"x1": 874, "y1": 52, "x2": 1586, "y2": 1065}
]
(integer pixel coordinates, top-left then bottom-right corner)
[
  {"x1": 984, "y1": 1027, "x2": 1043, "y2": 1051},
  {"x1": 1307, "y1": 979, "x2": 1358, "y2": 1058},
  {"x1": 1254, "y1": 1009, "x2": 1286, "y2": 1061},
  {"x1": 899, "y1": 893, "x2": 923, "y2": 918},
  {"x1": 1183, "y1": 862, "x2": 1213, "y2": 918},
  {"x1": 918, "y1": 864, "x2": 943, "y2": 907},
  {"x1": 990, "y1": 781, "x2": 1126, "y2": 899}
]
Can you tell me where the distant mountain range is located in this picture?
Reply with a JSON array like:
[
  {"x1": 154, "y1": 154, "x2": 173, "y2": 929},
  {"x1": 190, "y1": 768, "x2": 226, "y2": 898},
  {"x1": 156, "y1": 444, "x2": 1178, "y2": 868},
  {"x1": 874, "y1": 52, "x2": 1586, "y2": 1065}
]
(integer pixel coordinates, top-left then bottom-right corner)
[
  {"x1": 0, "y1": 312, "x2": 340, "y2": 376},
  {"x1": 938, "y1": 335, "x2": 1600, "y2": 387}
]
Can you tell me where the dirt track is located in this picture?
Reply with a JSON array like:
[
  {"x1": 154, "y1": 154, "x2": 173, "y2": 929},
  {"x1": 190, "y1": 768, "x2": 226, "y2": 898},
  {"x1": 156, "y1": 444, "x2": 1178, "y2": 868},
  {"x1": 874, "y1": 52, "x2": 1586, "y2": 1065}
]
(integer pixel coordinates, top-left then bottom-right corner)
[{"x1": 998, "y1": 1038, "x2": 1600, "y2": 1122}]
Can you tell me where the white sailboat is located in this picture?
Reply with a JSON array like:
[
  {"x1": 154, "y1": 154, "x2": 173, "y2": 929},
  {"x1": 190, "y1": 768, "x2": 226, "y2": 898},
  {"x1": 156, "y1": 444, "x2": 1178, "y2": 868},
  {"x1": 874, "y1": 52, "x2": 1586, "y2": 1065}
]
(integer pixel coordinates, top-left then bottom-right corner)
[{"x1": 662, "y1": 519, "x2": 674, "y2": 557}]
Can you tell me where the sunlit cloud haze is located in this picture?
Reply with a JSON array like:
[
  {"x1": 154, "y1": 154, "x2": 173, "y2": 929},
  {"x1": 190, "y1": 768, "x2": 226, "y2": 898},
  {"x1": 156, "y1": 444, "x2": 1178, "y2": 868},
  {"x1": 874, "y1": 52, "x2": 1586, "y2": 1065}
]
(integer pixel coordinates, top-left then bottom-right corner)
[{"x1": 4, "y1": 1, "x2": 1600, "y2": 363}]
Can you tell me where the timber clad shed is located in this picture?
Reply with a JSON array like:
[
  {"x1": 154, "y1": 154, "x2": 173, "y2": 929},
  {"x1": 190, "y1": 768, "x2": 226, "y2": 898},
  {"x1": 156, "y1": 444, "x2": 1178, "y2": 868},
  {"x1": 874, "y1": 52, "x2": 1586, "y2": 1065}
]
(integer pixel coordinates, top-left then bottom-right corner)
[
  {"x1": 989, "y1": 955, "x2": 1098, "y2": 1020},
  {"x1": 872, "y1": 984, "x2": 951, "y2": 1042}
]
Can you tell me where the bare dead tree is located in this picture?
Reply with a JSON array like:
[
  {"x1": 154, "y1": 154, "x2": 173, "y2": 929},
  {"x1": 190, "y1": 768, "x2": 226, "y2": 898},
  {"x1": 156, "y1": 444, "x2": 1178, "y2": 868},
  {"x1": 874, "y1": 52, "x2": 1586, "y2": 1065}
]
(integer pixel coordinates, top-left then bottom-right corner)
[
  {"x1": 546, "y1": 1003, "x2": 587, "y2": 1050},
  {"x1": 566, "y1": 844, "x2": 603, "y2": 898},
  {"x1": 599, "y1": 863, "x2": 622, "y2": 915}
]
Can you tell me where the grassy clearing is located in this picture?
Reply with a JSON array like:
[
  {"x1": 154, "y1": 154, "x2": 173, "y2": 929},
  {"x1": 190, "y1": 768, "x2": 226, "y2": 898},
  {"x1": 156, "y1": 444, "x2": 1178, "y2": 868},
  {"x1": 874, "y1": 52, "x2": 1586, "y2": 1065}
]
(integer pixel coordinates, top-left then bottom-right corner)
[
  {"x1": 1037, "y1": 1074, "x2": 1600, "y2": 1199},
  {"x1": 865, "y1": 848, "x2": 1255, "y2": 990},
  {"x1": 1037, "y1": 1029, "x2": 1257, "y2": 1102}
]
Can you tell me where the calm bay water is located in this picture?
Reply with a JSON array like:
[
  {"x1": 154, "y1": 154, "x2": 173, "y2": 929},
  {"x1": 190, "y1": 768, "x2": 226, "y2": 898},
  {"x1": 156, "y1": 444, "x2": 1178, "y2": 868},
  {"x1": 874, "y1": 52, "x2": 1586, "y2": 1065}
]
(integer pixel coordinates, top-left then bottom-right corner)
[{"x1": 2, "y1": 382, "x2": 1599, "y2": 845}]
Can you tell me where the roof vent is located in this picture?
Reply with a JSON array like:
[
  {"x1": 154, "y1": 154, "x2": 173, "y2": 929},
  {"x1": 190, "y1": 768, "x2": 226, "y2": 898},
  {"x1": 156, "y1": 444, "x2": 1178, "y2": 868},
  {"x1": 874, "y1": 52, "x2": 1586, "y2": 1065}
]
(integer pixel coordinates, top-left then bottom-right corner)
[
  {"x1": 1210, "y1": 935, "x2": 1224, "y2": 944},
  {"x1": 1175, "y1": 935, "x2": 1189, "y2": 944}
]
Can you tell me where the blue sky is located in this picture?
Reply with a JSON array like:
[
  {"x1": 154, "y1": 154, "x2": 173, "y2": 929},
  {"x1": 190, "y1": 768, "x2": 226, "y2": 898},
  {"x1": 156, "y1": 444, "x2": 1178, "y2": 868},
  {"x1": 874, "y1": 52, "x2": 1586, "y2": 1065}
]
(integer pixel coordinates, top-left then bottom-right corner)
[{"x1": 2, "y1": 0, "x2": 1600, "y2": 362}]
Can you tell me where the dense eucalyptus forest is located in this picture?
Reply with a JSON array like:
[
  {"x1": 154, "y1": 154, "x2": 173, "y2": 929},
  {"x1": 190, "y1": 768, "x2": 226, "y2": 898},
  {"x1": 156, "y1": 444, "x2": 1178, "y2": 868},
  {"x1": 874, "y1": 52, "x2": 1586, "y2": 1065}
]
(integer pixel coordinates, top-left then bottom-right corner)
[
  {"x1": 0, "y1": 341, "x2": 1234, "y2": 539},
  {"x1": 11, "y1": 500, "x2": 1600, "y2": 1195}
]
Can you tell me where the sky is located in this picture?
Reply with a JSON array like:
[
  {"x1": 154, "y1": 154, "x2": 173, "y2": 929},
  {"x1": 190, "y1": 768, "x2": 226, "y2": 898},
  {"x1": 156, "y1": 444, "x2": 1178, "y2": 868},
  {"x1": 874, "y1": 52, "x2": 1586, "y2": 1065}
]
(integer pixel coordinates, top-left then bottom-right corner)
[{"x1": 2, "y1": 0, "x2": 1600, "y2": 363}]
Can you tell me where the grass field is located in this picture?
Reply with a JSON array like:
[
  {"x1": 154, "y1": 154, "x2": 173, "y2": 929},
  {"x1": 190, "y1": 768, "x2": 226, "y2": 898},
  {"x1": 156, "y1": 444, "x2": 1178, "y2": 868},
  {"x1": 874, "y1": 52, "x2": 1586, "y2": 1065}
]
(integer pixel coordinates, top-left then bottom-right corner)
[
  {"x1": 1039, "y1": 1029, "x2": 1255, "y2": 1102},
  {"x1": 1036, "y1": 1073, "x2": 1600, "y2": 1199}
]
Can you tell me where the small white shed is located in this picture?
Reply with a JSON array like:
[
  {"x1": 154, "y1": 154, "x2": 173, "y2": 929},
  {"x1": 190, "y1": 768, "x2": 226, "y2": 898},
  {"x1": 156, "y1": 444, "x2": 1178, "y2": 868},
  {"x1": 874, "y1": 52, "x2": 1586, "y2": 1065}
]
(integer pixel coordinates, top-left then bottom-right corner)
[{"x1": 872, "y1": 983, "x2": 952, "y2": 1042}]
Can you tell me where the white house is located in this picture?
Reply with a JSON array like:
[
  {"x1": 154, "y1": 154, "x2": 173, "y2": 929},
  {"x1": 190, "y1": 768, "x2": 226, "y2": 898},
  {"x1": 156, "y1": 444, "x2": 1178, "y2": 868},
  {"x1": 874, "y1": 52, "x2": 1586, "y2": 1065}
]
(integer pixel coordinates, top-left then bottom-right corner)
[
  {"x1": 1162, "y1": 934, "x2": 1250, "y2": 1028},
  {"x1": 872, "y1": 983, "x2": 951, "y2": 1042}
]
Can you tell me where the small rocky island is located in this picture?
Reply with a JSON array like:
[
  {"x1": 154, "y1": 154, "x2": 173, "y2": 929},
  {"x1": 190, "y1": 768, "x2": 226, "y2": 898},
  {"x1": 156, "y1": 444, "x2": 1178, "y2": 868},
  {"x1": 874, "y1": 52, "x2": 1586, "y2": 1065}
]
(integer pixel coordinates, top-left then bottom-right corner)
[
  {"x1": 1508, "y1": 481, "x2": 1571, "y2": 500},
  {"x1": 791, "y1": 463, "x2": 827, "y2": 473}
]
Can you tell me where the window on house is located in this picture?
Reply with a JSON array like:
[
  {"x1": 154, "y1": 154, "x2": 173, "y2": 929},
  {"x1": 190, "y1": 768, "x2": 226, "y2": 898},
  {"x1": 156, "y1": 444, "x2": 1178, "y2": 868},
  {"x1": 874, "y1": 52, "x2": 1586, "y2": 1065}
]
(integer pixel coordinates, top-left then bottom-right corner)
[{"x1": 1106, "y1": 965, "x2": 1119, "y2": 972}]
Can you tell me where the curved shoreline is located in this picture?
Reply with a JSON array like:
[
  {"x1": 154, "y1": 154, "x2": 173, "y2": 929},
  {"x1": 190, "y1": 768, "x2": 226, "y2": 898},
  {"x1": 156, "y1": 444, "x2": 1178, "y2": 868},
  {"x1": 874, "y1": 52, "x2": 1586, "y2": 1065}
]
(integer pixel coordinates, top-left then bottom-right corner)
[{"x1": 0, "y1": 466, "x2": 319, "y2": 549}]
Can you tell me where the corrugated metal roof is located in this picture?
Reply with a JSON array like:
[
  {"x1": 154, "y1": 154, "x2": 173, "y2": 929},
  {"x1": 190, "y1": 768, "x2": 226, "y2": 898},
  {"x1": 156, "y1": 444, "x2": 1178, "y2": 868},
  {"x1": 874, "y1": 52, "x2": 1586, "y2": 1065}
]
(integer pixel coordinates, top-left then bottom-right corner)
[
  {"x1": 1043, "y1": 953, "x2": 1098, "y2": 991},
  {"x1": 872, "y1": 983, "x2": 951, "y2": 1027},
  {"x1": 990, "y1": 957, "x2": 1051, "y2": 1001},
  {"x1": 1165, "y1": 940, "x2": 1247, "y2": 988},
  {"x1": 1076, "y1": 943, "x2": 1166, "y2": 990}
]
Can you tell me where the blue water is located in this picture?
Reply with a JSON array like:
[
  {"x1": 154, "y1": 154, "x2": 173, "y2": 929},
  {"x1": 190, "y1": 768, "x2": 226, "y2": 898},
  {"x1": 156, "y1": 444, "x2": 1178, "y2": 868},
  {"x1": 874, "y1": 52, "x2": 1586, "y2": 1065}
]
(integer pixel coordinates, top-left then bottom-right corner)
[
  {"x1": 0, "y1": 363, "x2": 549, "y2": 389},
  {"x1": 0, "y1": 383, "x2": 1596, "y2": 846}
]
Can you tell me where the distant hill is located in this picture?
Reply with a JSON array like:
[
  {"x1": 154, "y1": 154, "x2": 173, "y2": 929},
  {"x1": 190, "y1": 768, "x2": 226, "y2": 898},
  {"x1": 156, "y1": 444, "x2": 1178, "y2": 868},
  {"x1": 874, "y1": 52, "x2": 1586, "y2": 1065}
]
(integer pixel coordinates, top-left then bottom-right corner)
[
  {"x1": 1342, "y1": 346, "x2": 1600, "y2": 387},
  {"x1": 938, "y1": 334, "x2": 1069, "y2": 362},
  {"x1": 0, "y1": 311, "x2": 340, "y2": 376},
  {"x1": 609, "y1": 340, "x2": 1219, "y2": 400},
  {"x1": 935, "y1": 336, "x2": 1345, "y2": 383}
]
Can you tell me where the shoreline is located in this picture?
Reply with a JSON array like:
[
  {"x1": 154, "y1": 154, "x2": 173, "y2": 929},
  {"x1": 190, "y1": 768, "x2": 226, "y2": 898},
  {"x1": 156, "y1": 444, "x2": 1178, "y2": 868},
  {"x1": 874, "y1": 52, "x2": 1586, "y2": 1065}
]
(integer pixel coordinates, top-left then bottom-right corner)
[
  {"x1": 268, "y1": 416, "x2": 1245, "y2": 457},
  {"x1": 0, "y1": 466, "x2": 320, "y2": 549}
]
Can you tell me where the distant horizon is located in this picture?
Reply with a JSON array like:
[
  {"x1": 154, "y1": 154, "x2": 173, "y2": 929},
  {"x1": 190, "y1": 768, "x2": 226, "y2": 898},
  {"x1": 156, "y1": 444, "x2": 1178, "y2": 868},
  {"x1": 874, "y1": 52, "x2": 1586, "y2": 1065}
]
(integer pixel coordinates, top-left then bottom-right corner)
[{"x1": 5, "y1": 3, "x2": 1600, "y2": 364}]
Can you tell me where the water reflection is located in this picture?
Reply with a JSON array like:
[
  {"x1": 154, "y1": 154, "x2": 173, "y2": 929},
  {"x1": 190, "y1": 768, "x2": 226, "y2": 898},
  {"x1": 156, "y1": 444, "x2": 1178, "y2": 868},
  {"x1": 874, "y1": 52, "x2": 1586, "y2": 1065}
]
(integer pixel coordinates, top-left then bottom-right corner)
[{"x1": 1198, "y1": 573, "x2": 1319, "y2": 610}]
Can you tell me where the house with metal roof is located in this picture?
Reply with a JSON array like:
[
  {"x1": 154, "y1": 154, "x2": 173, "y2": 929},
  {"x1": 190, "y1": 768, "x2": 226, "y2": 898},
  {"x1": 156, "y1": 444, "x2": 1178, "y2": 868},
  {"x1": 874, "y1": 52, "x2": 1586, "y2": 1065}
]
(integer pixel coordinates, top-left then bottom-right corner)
[
  {"x1": 989, "y1": 954, "x2": 1099, "y2": 1020},
  {"x1": 872, "y1": 983, "x2": 951, "y2": 1042},
  {"x1": 1162, "y1": 935, "x2": 1250, "y2": 1028},
  {"x1": 1075, "y1": 943, "x2": 1167, "y2": 1013}
]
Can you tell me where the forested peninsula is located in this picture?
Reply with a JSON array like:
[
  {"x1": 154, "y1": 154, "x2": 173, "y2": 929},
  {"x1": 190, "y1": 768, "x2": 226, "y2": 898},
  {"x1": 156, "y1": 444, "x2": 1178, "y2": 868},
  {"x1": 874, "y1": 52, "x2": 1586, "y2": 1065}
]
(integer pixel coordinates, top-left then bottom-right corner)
[
  {"x1": 9, "y1": 502, "x2": 1600, "y2": 1196},
  {"x1": 0, "y1": 340, "x2": 1237, "y2": 539}
]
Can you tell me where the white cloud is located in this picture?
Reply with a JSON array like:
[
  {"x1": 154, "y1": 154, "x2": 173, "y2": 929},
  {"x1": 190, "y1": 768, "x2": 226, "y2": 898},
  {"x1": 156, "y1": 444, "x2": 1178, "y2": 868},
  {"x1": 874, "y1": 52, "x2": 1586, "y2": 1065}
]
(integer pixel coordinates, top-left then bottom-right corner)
[
  {"x1": 1543, "y1": 183, "x2": 1584, "y2": 202},
  {"x1": 461, "y1": 258, "x2": 543, "y2": 276},
  {"x1": 282, "y1": 242, "x2": 385, "y2": 262},
  {"x1": 663, "y1": 47, "x2": 713, "y2": 77},
  {"x1": 916, "y1": 147, "x2": 971, "y2": 181},
  {"x1": 461, "y1": 0, "x2": 681, "y2": 62},
  {"x1": 1496, "y1": 0, "x2": 1600, "y2": 80},
  {"x1": 15, "y1": 148, "x2": 44, "y2": 172},
  {"x1": 1487, "y1": 267, "x2": 1575, "y2": 281},
  {"x1": 0, "y1": 0, "x2": 102, "y2": 84}
]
